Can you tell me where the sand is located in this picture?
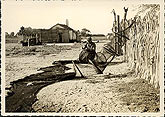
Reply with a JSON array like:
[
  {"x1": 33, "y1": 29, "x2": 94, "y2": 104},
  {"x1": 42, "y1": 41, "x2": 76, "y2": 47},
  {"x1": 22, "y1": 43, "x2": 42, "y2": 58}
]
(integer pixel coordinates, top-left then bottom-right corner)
[
  {"x1": 5, "y1": 42, "x2": 160, "y2": 113},
  {"x1": 32, "y1": 58, "x2": 159, "y2": 113}
]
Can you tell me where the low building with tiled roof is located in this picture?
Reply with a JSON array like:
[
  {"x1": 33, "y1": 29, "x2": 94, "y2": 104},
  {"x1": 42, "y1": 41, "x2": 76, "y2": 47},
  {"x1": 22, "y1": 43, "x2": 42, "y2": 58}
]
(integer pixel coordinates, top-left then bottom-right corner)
[{"x1": 19, "y1": 23, "x2": 81, "y2": 46}]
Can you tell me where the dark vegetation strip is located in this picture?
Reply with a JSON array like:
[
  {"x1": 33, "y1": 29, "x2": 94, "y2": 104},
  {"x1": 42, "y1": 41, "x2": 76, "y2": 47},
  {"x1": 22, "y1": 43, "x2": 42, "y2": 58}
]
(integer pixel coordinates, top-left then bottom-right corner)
[{"x1": 5, "y1": 63, "x2": 76, "y2": 112}]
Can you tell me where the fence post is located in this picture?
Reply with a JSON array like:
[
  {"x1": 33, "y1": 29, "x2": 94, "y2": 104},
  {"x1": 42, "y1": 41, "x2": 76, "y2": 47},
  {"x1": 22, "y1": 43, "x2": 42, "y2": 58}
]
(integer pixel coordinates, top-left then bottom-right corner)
[
  {"x1": 112, "y1": 9, "x2": 117, "y2": 54},
  {"x1": 124, "y1": 7, "x2": 128, "y2": 62},
  {"x1": 123, "y1": 18, "x2": 127, "y2": 61},
  {"x1": 114, "y1": 20, "x2": 118, "y2": 55},
  {"x1": 117, "y1": 15, "x2": 120, "y2": 55},
  {"x1": 28, "y1": 38, "x2": 30, "y2": 47}
]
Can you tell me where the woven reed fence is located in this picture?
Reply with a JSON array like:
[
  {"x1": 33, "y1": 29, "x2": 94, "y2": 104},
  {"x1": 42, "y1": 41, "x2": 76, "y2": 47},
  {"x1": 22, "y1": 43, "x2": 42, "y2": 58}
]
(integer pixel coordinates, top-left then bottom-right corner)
[{"x1": 125, "y1": 5, "x2": 160, "y2": 88}]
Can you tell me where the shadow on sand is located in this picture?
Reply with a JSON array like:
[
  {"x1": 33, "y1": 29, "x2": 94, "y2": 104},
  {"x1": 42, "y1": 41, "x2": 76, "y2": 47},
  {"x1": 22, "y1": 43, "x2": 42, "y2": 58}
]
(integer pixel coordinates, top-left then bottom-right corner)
[{"x1": 5, "y1": 61, "x2": 131, "y2": 112}]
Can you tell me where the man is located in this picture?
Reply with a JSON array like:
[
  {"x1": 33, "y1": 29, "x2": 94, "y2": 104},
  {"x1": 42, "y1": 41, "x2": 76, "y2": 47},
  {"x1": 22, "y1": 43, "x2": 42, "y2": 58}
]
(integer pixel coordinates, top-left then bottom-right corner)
[{"x1": 79, "y1": 37, "x2": 96, "y2": 63}]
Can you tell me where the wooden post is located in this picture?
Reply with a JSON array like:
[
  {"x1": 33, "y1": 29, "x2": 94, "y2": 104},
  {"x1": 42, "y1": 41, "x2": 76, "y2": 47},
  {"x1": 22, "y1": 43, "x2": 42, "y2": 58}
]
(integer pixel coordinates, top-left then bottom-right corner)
[
  {"x1": 40, "y1": 30, "x2": 42, "y2": 44},
  {"x1": 120, "y1": 20, "x2": 123, "y2": 55},
  {"x1": 112, "y1": 9, "x2": 117, "y2": 52},
  {"x1": 27, "y1": 38, "x2": 29, "y2": 47},
  {"x1": 123, "y1": 7, "x2": 128, "y2": 62},
  {"x1": 40, "y1": 32, "x2": 42, "y2": 44},
  {"x1": 124, "y1": 20, "x2": 127, "y2": 62},
  {"x1": 89, "y1": 60, "x2": 103, "y2": 74},
  {"x1": 114, "y1": 21, "x2": 118, "y2": 55},
  {"x1": 72, "y1": 61, "x2": 84, "y2": 78},
  {"x1": 36, "y1": 34, "x2": 38, "y2": 44},
  {"x1": 117, "y1": 15, "x2": 120, "y2": 55}
]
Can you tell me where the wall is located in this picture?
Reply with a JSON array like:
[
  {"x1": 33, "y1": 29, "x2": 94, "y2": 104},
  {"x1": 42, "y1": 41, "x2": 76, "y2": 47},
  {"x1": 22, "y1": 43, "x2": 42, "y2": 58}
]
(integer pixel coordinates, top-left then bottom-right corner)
[
  {"x1": 62, "y1": 30, "x2": 69, "y2": 43},
  {"x1": 50, "y1": 30, "x2": 59, "y2": 42},
  {"x1": 41, "y1": 30, "x2": 50, "y2": 43},
  {"x1": 125, "y1": 5, "x2": 160, "y2": 88},
  {"x1": 41, "y1": 29, "x2": 69, "y2": 43}
]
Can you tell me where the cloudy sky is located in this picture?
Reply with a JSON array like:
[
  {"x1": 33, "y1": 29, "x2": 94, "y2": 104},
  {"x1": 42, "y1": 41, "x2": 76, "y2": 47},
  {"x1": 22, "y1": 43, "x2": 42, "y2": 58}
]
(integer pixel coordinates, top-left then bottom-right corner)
[{"x1": 2, "y1": 0, "x2": 160, "y2": 35}]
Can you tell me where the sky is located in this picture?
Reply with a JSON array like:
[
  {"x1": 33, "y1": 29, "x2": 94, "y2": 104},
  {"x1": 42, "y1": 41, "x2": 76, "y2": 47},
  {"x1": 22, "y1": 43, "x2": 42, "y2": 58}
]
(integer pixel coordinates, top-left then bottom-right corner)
[{"x1": 2, "y1": 0, "x2": 158, "y2": 35}]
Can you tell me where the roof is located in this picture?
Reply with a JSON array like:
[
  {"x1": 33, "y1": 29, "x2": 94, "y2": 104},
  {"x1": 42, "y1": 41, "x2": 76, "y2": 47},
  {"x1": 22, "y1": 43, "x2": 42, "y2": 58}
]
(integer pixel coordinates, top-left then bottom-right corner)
[
  {"x1": 19, "y1": 23, "x2": 77, "y2": 34},
  {"x1": 50, "y1": 23, "x2": 75, "y2": 31}
]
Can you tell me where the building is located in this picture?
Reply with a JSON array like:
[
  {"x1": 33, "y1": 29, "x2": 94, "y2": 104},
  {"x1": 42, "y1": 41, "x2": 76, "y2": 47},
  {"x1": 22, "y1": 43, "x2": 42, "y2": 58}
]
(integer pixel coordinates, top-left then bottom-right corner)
[
  {"x1": 20, "y1": 23, "x2": 81, "y2": 46},
  {"x1": 40, "y1": 23, "x2": 80, "y2": 43}
]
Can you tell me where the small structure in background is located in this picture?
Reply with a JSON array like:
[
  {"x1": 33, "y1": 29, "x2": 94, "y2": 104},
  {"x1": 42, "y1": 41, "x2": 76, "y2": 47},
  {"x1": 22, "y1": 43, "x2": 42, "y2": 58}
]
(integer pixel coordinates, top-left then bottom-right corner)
[
  {"x1": 18, "y1": 21, "x2": 81, "y2": 46},
  {"x1": 91, "y1": 34, "x2": 106, "y2": 41}
]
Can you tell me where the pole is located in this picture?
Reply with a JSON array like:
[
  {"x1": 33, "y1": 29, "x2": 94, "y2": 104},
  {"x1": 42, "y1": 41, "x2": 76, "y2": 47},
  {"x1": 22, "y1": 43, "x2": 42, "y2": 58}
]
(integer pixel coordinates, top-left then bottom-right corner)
[
  {"x1": 72, "y1": 61, "x2": 84, "y2": 78},
  {"x1": 114, "y1": 19, "x2": 117, "y2": 55},
  {"x1": 123, "y1": 7, "x2": 128, "y2": 62},
  {"x1": 89, "y1": 60, "x2": 103, "y2": 74},
  {"x1": 117, "y1": 15, "x2": 120, "y2": 55}
]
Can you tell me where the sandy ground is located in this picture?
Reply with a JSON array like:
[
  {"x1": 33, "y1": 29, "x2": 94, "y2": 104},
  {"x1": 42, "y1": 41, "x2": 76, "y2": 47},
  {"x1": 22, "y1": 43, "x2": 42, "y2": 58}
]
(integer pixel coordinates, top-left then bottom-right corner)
[
  {"x1": 5, "y1": 42, "x2": 160, "y2": 113},
  {"x1": 6, "y1": 55, "x2": 55, "y2": 88},
  {"x1": 5, "y1": 42, "x2": 105, "y2": 95},
  {"x1": 32, "y1": 61, "x2": 134, "y2": 113},
  {"x1": 5, "y1": 43, "x2": 79, "y2": 95},
  {"x1": 32, "y1": 59, "x2": 159, "y2": 113}
]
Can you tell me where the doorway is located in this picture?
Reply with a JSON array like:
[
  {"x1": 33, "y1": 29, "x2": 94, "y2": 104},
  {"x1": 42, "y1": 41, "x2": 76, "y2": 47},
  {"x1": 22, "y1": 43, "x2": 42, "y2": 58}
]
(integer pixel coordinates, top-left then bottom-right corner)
[{"x1": 58, "y1": 33, "x2": 62, "y2": 42}]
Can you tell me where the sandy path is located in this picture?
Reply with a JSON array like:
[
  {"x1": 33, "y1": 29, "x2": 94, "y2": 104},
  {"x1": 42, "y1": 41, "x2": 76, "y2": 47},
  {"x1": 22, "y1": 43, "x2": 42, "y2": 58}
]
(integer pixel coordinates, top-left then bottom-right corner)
[
  {"x1": 32, "y1": 58, "x2": 133, "y2": 113},
  {"x1": 31, "y1": 52, "x2": 133, "y2": 113},
  {"x1": 32, "y1": 79, "x2": 132, "y2": 113},
  {"x1": 32, "y1": 57, "x2": 159, "y2": 113}
]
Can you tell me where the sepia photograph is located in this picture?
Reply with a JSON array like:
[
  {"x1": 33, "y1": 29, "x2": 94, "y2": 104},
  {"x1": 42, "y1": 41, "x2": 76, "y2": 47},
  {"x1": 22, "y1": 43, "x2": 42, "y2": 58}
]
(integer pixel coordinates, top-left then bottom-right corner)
[{"x1": 1, "y1": 0, "x2": 164, "y2": 116}]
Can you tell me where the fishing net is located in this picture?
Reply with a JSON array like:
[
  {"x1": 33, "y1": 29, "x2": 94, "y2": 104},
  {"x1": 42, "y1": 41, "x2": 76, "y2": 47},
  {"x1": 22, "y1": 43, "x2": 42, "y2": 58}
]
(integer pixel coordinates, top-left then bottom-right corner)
[
  {"x1": 79, "y1": 50, "x2": 96, "y2": 63},
  {"x1": 95, "y1": 52, "x2": 107, "y2": 63},
  {"x1": 94, "y1": 43, "x2": 116, "y2": 64}
]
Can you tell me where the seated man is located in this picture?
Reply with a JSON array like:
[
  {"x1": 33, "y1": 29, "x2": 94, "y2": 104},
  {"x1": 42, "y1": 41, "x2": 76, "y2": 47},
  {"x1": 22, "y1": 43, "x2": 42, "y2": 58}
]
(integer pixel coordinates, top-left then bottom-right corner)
[{"x1": 79, "y1": 37, "x2": 96, "y2": 63}]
